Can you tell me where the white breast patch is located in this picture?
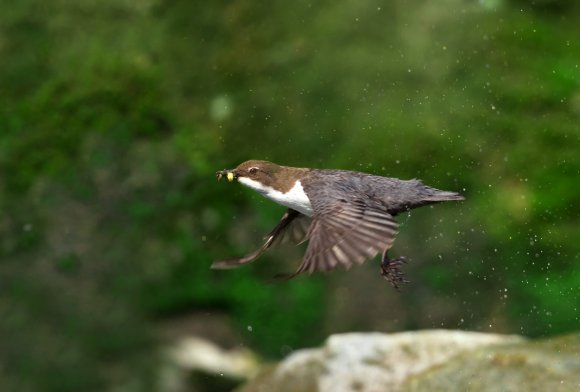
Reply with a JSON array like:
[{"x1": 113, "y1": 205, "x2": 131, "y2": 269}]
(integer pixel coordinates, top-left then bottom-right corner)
[{"x1": 238, "y1": 177, "x2": 313, "y2": 217}]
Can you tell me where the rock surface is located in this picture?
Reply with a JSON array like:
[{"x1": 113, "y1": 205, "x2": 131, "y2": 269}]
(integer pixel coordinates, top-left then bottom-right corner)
[
  {"x1": 406, "y1": 332, "x2": 580, "y2": 392},
  {"x1": 168, "y1": 337, "x2": 260, "y2": 378},
  {"x1": 237, "y1": 330, "x2": 580, "y2": 392},
  {"x1": 162, "y1": 337, "x2": 260, "y2": 392}
]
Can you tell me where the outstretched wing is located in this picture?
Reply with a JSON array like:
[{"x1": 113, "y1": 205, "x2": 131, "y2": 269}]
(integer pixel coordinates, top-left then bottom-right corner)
[
  {"x1": 292, "y1": 198, "x2": 398, "y2": 275},
  {"x1": 270, "y1": 212, "x2": 311, "y2": 246},
  {"x1": 211, "y1": 208, "x2": 311, "y2": 269}
]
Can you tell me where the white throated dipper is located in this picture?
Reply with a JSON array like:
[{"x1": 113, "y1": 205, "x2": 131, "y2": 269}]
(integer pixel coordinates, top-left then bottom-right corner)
[{"x1": 214, "y1": 160, "x2": 464, "y2": 288}]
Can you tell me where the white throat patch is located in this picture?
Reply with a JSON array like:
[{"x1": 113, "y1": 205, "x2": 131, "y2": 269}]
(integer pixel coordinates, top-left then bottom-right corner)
[{"x1": 238, "y1": 177, "x2": 313, "y2": 217}]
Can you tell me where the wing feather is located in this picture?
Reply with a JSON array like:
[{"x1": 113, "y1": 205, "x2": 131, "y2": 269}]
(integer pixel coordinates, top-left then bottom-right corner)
[
  {"x1": 212, "y1": 208, "x2": 310, "y2": 270},
  {"x1": 293, "y1": 199, "x2": 398, "y2": 275}
]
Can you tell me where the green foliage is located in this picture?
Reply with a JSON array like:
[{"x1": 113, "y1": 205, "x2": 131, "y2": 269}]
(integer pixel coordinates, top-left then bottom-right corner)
[{"x1": 1, "y1": 0, "x2": 579, "y2": 390}]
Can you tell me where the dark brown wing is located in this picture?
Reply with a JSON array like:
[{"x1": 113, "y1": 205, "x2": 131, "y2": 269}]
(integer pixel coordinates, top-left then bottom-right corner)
[
  {"x1": 292, "y1": 199, "x2": 398, "y2": 275},
  {"x1": 211, "y1": 209, "x2": 310, "y2": 270},
  {"x1": 270, "y1": 213, "x2": 311, "y2": 246}
]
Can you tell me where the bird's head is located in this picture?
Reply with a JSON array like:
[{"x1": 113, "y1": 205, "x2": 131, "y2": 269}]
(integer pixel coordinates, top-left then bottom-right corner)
[{"x1": 216, "y1": 160, "x2": 282, "y2": 188}]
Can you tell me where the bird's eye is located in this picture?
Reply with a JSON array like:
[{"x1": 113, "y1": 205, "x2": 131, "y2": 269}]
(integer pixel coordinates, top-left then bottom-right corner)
[{"x1": 249, "y1": 167, "x2": 258, "y2": 175}]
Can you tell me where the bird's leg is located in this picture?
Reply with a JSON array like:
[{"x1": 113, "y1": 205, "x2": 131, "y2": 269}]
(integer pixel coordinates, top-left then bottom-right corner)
[{"x1": 380, "y1": 249, "x2": 409, "y2": 290}]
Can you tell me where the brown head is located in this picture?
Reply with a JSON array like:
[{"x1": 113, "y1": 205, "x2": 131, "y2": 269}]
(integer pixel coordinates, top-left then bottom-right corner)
[{"x1": 216, "y1": 160, "x2": 309, "y2": 192}]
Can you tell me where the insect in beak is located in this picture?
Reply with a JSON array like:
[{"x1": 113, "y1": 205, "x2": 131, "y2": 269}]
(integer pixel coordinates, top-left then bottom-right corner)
[{"x1": 216, "y1": 170, "x2": 236, "y2": 182}]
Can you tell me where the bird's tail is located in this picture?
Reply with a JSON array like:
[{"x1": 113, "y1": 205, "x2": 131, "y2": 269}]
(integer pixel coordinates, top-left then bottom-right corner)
[{"x1": 423, "y1": 188, "x2": 465, "y2": 202}]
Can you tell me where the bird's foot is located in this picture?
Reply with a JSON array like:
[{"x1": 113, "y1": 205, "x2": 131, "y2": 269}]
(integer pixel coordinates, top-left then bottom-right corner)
[{"x1": 380, "y1": 255, "x2": 409, "y2": 290}]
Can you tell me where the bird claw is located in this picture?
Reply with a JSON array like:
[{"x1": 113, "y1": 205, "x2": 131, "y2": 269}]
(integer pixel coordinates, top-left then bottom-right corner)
[{"x1": 381, "y1": 256, "x2": 410, "y2": 290}]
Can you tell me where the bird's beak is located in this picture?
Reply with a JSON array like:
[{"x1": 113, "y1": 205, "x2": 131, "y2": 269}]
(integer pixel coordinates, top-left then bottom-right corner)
[{"x1": 216, "y1": 169, "x2": 238, "y2": 182}]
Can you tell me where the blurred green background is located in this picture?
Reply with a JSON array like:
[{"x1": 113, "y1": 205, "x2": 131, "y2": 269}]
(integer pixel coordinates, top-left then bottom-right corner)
[{"x1": 1, "y1": 0, "x2": 579, "y2": 390}]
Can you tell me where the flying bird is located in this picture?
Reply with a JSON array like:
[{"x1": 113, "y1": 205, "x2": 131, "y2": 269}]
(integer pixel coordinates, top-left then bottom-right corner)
[{"x1": 213, "y1": 160, "x2": 464, "y2": 288}]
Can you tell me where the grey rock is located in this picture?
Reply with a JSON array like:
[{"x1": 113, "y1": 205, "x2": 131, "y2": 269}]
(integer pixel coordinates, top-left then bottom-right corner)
[
  {"x1": 405, "y1": 332, "x2": 580, "y2": 392},
  {"x1": 237, "y1": 330, "x2": 524, "y2": 392},
  {"x1": 162, "y1": 337, "x2": 260, "y2": 392}
]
